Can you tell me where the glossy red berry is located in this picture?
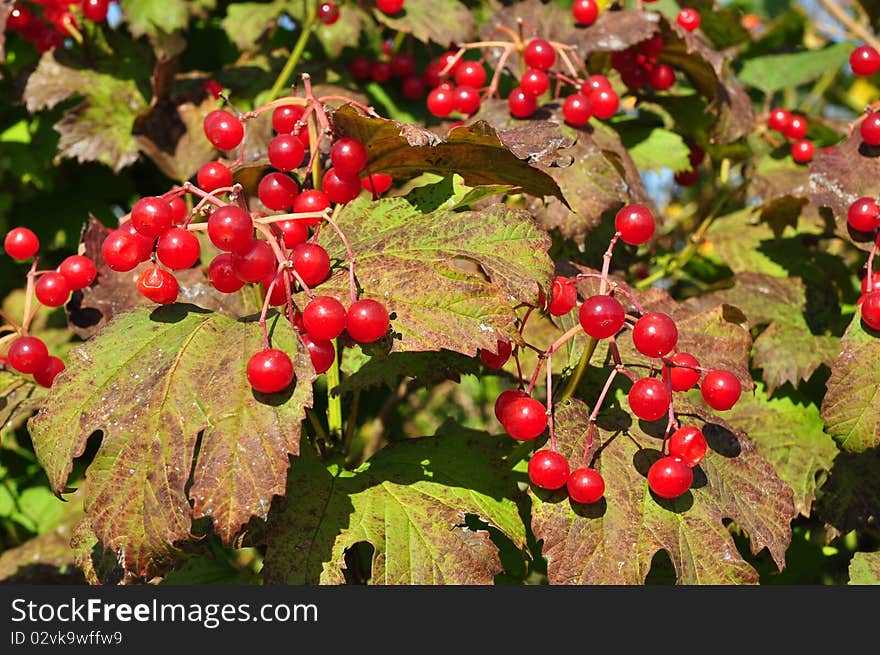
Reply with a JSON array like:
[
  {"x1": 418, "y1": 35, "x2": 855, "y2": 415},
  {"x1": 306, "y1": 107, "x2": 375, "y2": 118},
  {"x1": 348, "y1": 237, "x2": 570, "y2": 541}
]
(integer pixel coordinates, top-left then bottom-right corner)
[
  {"x1": 204, "y1": 110, "x2": 244, "y2": 151},
  {"x1": 317, "y1": 1, "x2": 340, "y2": 24},
  {"x1": 291, "y1": 242, "x2": 331, "y2": 287},
  {"x1": 4, "y1": 227, "x2": 40, "y2": 261},
  {"x1": 562, "y1": 93, "x2": 592, "y2": 126},
  {"x1": 197, "y1": 161, "x2": 233, "y2": 193},
  {"x1": 649, "y1": 64, "x2": 675, "y2": 90},
  {"x1": 293, "y1": 190, "x2": 330, "y2": 225},
  {"x1": 861, "y1": 112, "x2": 880, "y2": 146},
  {"x1": 272, "y1": 104, "x2": 305, "y2": 134},
  {"x1": 33, "y1": 356, "x2": 65, "y2": 388},
  {"x1": 376, "y1": 0, "x2": 405, "y2": 15},
  {"x1": 453, "y1": 85, "x2": 482, "y2": 116},
  {"x1": 615, "y1": 204, "x2": 655, "y2": 245},
  {"x1": 232, "y1": 238, "x2": 276, "y2": 283},
  {"x1": 632, "y1": 312, "x2": 678, "y2": 358},
  {"x1": 784, "y1": 115, "x2": 808, "y2": 139},
  {"x1": 572, "y1": 0, "x2": 599, "y2": 25},
  {"x1": 390, "y1": 53, "x2": 417, "y2": 78},
  {"x1": 258, "y1": 172, "x2": 299, "y2": 211},
  {"x1": 521, "y1": 68, "x2": 550, "y2": 96},
  {"x1": 676, "y1": 8, "x2": 700, "y2": 31},
  {"x1": 479, "y1": 339, "x2": 512, "y2": 370},
  {"x1": 57, "y1": 255, "x2": 97, "y2": 290},
  {"x1": 401, "y1": 75, "x2": 427, "y2": 100},
  {"x1": 567, "y1": 468, "x2": 605, "y2": 504},
  {"x1": 346, "y1": 299, "x2": 390, "y2": 343},
  {"x1": 850, "y1": 45, "x2": 880, "y2": 77},
  {"x1": 628, "y1": 377, "x2": 671, "y2": 422},
  {"x1": 791, "y1": 139, "x2": 814, "y2": 163},
  {"x1": 208, "y1": 253, "x2": 245, "y2": 293},
  {"x1": 455, "y1": 61, "x2": 487, "y2": 88},
  {"x1": 371, "y1": 60, "x2": 394, "y2": 84},
  {"x1": 502, "y1": 397, "x2": 547, "y2": 440},
  {"x1": 35, "y1": 272, "x2": 71, "y2": 307},
  {"x1": 590, "y1": 89, "x2": 619, "y2": 119},
  {"x1": 322, "y1": 167, "x2": 362, "y2": 204},
  {"x1": 101, "y1": 230, "x2": 143, "y2": 272},
  {"x1": 767, "y1": 108, "x2": 792, "y2": 133},
  {"x1": 131, "y1": 196, "x2": 173, "y2": 239},
  {"x1": 528, "y1": 450, "x2": 570, "y2": 490},
  {"x1": 331, "y1": 137, "x2": 369, "y2": 177},
  {"x1": 169, "y1": 197, "x2": 187, "y2": 225},
  {"x1": 668, "y1": 426, "x2": 708, "y2": 468},
  {"x1": 301, "y1": 333, "x2": 335, "y2": 374},
  {"x1": 7, "y1": 336, "x2": 49, "y2": 374},
  {"x1": 82, "y1": 0, "x2": 110, "y2": 22},
  {"x1": 847, "y1": 197, "x2": 880, "y2": 232},
  {"x1": 508, "y1": 87, "x2": 537, "y2": 118},
  {"x1": 361, "y1": 173, "x2": 393, "y2": 196},
  {"x1": 647, "y1": 456, "x2": 693, "y2": 499},
  {"x1": 137, "y1": 267, "x2": 179, "y2": 304},
  {"x1": 579, "y1": 295, "x2": 625, "y2": 339},
  {"x1": 427, "y1": 86, "x2": 455, "y2": 118},
  {"x1": 663, "y1": 352, "x2": 701, "y2": 391},
  {"x1": 524, "y1": 39, "x2": 556, "y2": 71},
  {"x1": 861, "y1": 292, "x2": 880, "y2": 330},
  {"x1": 700, "y1": 369, "x2": 741, "y2": 410},
  {"x1": 268, "y1": 134, "x2": 306, "y2": 172},
  {"x1": 303, "y1": 296, "x2": 347, "y2": 340},
  {"x1": 208, "y1": 206, "x2": 253, "y2": 253},
  {"x1": 262, "y1": 271, "x2": 290, "y2": 306},
  {"x1": 274, "y1": 220, "x2": 309, "y2": 248},
  {"x1": 247, "y1": 349, "x2": 294, "y2": 394},
  {"x1": 494, "y1": 389, "x2": 529, "y2": 424},
  {"x1": 547, "y1": 276, "x2": 577, "y2": 315}
]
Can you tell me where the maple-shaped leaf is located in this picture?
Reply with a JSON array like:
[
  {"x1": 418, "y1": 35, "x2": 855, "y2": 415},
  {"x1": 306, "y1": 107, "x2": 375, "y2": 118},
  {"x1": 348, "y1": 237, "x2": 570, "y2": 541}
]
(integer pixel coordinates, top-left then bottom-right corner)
[
  {"x1": 119, "y1": 0, "x2": 215, "y2": 39},
  {"x1": 220, "y1": 1, "x2": 289, "y2": 51},
  {"x1": 29, "y1": 305, "x2": 314, "y2": 577},
  {"x1": 809, "y1": 131, "x2": 880, "y2": 252},
  {"x1": 303, "y1": 195, "x2": 553, "y2": 354},
  {"x1": 371, "y1": 0, "x2": 476, "y2": 46},
  {"x1": 330, "y1": 104, "x2": 566, "y2": 204},
  {"x1": 531, "y1": 398, "x2": 795, "y2": 584},
  {"x1": 257, "y1": 428, "x2": 526, "y2": 584},
  {"x1": 849, "y1": 551, "x2": 880, "y2": 584},
  {"x1": 821, "y1": 310, "x2": 880, "y2": 453},
  {"x1": 689, "y1": 273, "x2": 838, "y2": 393},
  {"x1": 721, "y1": 383, "x2": 837, "y2": 517}
]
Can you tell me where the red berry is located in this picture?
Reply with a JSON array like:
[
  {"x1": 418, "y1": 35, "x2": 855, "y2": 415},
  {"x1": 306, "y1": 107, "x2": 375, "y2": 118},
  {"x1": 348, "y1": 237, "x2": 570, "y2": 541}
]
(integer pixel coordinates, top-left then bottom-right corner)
[
  {"x1": 346, "y1": 299, "x2": 390, "y2": 343},
  {"x1": 649, "y1": 64, "x2": 675, "y2": 90},
  {"x1": 293, "y1": 190, "x2": 330, "y2": 225},
  {"x1": 524, "y1": 39, "x2": 555, "y2": 71},
  {"x1": 268, "y1": 134, "x2": 306, "y2": 172},
  {"x1": 583, "y1": 74, "x2": 612, "y2": 94},
  {"x1": 676, "y1": 8, "x2": 700, "y2": 31},
  {"x1": 700, "y1": 369, "x2": 741, "y2": 410},
  {"x1": 247, "y1": 349, "x2": 294, "y2": 394},
  {"x1": 562, "y1": 93, "x2": 592, "y2": 126},
  {"x1": 401, "y1": 75, "x2": 426, "y2": 100},
  {"x1": 647, "y1": 456, "x2": 693, "y2": 499},
  {"x1": 640, "y1": 34, "x2": 665, "y2": 58},
  {"x1": 427, "y1": 86, "x2": 455, "y2": 118},
  {"x1": 137, "y1": 267, "x2": 179, "y2": 304},
  {"x1": 455, "y1": 61, "x2": 487, "y2": 88},
  {"x1": 204, "y1": 110, "x2": 244, "y2": 151},
  {"x1": 508, "y1": 87, "x2": 537, "y2": 118},
  {"x1": 317, "y1": 1, "x2": 339, "y2": 24},
  {"x1": 272, "y1": 105, "x2": 306, "y2": 134},
  {"x1": 453, "y1": 85, "x2": 482, "y2": 116},
  {"x1": 258, "y1": 172, "x2": 300, "y2": 211},
  {"x1": 567, "y1": 468, "x2": 605, "y2": 504},
  {"x1": 548, "y1": 276, "x2": 577, "y2": 315},
  {"x1": 291, "y1": 242, "x2": 331, "y2": 287},
  {"x1": 208, "y1": 206, "x2": 253, "y2": 253},
  {"x1": 668, "y1": 426, "x2": 707, "y2": 468},
  {"x1": 232, "y1": 238, "x2": 276, "y2": 283},
  {"x1": 303, "y1": 296, "x2": 347, "y2": 340},
  {"x1": 422, "y1": 61, "x2": 446, "y2": 88},
  {"x1": 168, "y1": 197, "x2": 187, "y2": 225},
  {"x1": 274, "y1": 220, "x2": 310, "y2": 248},
  {"x1": 847, "y1": 197, "x2": 880, "y2": 232},
  {"x1": 197, "y1": 161, "x2": 233, "y2": 193},
  {"x1": 674, "y1": 169, "x2": 699, "y2": 187},
  {"x1": 479, "y1": 339, "x2": 512, "y2": 370},
  {"x1": 301, "y1": 333, "x2": 335, "y2": 374},
  {"x1": 851, "y1": 45, "x2": 880, "y2": 77},
  {"x1": 861, "y1": 112, "x2": 880, "y2": 146},
  {"x1": 615, "y1": 204, "x2": 655, "y2": 245},
  {"x1": 349, "y1": 57, "x2": 372, "y2": 82},
  {"x1": 7, "y1": 336, "x2": 49, "y2": 374},
  {"x1": 4, "y1": 227, "x2": 40, "y2": 260},
  {"x1": 33, "y1": 356, "x2": 65, "y2": 388},
  {"x1": 376, "y1": 0, "x2": 405, "y2": 15},
  {"x1": 263, "y1": 271, "x2": 290, "y2": 306},
  {"x1": 861, "y1": 292, "x2": 880, "y2": 330},
  {"x1": 528, "y1": 450, "x2": 570, "y2": 490},
  {"x1": 371, "y1": 61, "x2": 394, "y2": 84},
  {"x1": 361, "y1": 173, "x2": 393, "y2": 196},
  {"x1": 57, "y1": 255, "x2": 97, "y2": 290},
  {"x1": 628, "y1": 377, "x2": 671, "y2": 422},
  {"x1": 572, "y1": 0, "x2": 599, "y2": 26},
  {"x1": 390, "y1": 53, "x2": 417, "y2": 78},
  {"x1": 632, "y1": 312, "x2": 678, "y2": 358},
  {"x1": 791, "y1": 139, "x2": 814, "y2": 163},
  {"x1": 323, "y1": 167, "x2": 362, "y2": 204},
  {"x1": 611, "y1": 48, "x2": 639, "y2": 72},
  {"x1": 663, "y1": 352, "x2": 701, "y2": 391},
  {"x1": 131, "y1": 196, "x2": 173, "y2": 239},
  {"x1": 502, "y1": 397, "x2": 547, "y2": 441},
  {"x1": 83, "y1": 0, "x2": 110, "y2": 22},
  {"x1": 521, "y1": 68, "x2": 550, "y2": 96},
  {"x1": 590, "y1": 88, "x2": 619, "y2": 119},
  {"x1": 101, "y1": 230, "x2": 143, "y2": 272},
  {"x1": 35, "y1": 272, "x2": 71, "y2": 307},
  {"x1": 494, "y1": 389, "x2": 528, "y2": 424},
  {"x1": 203, "y1": 79, "x2": 224, "y2": 99},
  {"x1": 862, "y1": 272, "x2": 880, "y2": 295},
  {"x1": 331, "y1": 137, "x2": 369, "y2": 177},
  {"x1": 784, "y1": 115, "x2": 808, "y2": 139},
  {"x1": 208, "y1": 253, "x2": 245, "y2": 293},
  {"x1": 579, "y1": 294, "x2": 625, "y2": 339},
  {"x1": 768, "y1": 108, "x2": 792, "y2": 133}
]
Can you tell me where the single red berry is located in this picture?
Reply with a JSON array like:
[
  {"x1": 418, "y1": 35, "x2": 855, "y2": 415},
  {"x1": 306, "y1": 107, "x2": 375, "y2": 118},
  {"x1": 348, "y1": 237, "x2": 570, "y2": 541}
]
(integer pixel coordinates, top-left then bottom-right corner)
[
  {"x1": 649, "y1": 64, "x2": 675, "y2": 90},
  {"x1": 567, "y1": 468, "x2": 605, "y2": 504},
  {"x1": 57, "y1": 255, "x2": 97, "y2": 290},
  {"x1": 861, "y1": 291, "x2": 880, "y2": 330},
  {"x1": 33, "y1": 356, "x2": 65, "y2": 388},
  {"x1": 376, "y1": 0, "x2": 405, "y2": 15},
  {"x1": 861, "y1": 112, "x2": 880, "y2": 146},
  {"x1": 479, "y1": 339, "x2": 512, "y2": 370},
  {"x1": 521, "y1": 68, "x2": 550, "y2": 96},
  {"x1": 131, "y1": 196, "x2": 173, "y2": 239},
  {"x1": 528, "y1": 450, "x2": 570, "y2": 490},
  {"x1": 361, "y1": 173, "x2": 393, "y2": 196},
  {"x1": 197, "y1": 161, "x2": 233, "y2": 193},
  {"x1": 168, "y1": 197, "x2": 187, "y2": 225},
  {"x1": 291, "y1": 242, "x2": 331, "y2": 287},
  {"x1": 208, "y1": 253, "x2": 245, "y2": 293},
  {"x1": 453, "y1": 85, "x2": 482, "y2": 116},
  {"x1": 301, "y1": 333, "x2": 335, "y2": 374},
  {"x1": 274, "y1": 220, "x2": 310, "y2": 248},
  {"x1": 615, "y1": 204, "x2": 655, "y2": 245},
  {"x1": 862, "y1": 271, "x2": 880, "y2": 295},
  {"x1": 427, "y1": 86, "x2": 455, "y2": 118},
  {"x1": 232, "y1": 238, "x2": 276, "y2": 283},
  {"x1": 156, "y1": 228, "x2": 200, "y2": 271},
  {"x1": 401, "y1": 75, "x2": 427, "y2": 100},
  {"x1": 850, "y1": 45, "x2": 880, "y2": 77},
  {"x1": 663, "y1": 352, "x2": 701, "y2": 391},
  {"x1": 676, "y1": 8, "x2": 700, "y2": 31},
  {"x1": 293, "y1": 190, "x2": 330, "y2": 226},
  {"x1": 632, "y1": 312, "x2": 678, "y2": 359},
  {"x1": 247, "y1": 349, "x2": 294, "y2": 394},
  {"x1": 207, "y1": 205, "x2": 253, "y2": 253},
  {"x1": 621, "y1": 65, "x2": 650, "y2": 90},
  {"x1": 317, "y1": 1, "x2": 340, "y2": 24},
  {"x1": 346, "y1": 299, "x2": 390, "y2": 343},
  {"x1": 768, "y1": 108, "x2": 792, "y2": 133},
  {"x1": 502, "y1": 397, "x2": 547, "y2": 441},
  {"x1": 572, "y1": 0, "x2": 599, "y2": 26},
  {"x1": 7, "y1": 336, "x2": 49, "y2": 374},
  {"x1": 611, "y1": 48, "x2": 639, "y2": 72},
  {"x1": 137, "y1": 267, "x2": 179, "y2": 304},
  {"x1": 263, "y1": 271, "x2": 290, "y2": 307},
  {"x1": 35, "y1": 272, "x2": 71, "y2": 307},
  {"x1": 578, "y1": 294, "x2": 625, "y2": 339},
  {"x1": 303, "y1": 296, "x2": 347, "y2": 340},
  {"x1": 647, "y1": 456, "x2": 693, "y2": 499},
  {"x1": 640, "y1": 33, "x2": 665, "y2": 57},
  {"x1": 700, "y1": 369, "x2": 741, "y2": 410},
  {"x1": 371, "y1": 60, "x2": 394, "y2": 84},
  {"x1": 784, "y1": 115, "x2": 808, "y2": 139},
  {"x1": 422, "y1": 61, "x2": 446, "y2": 88},
  {"x1": 791, "y1": 139, "x2": 814, "y2": 164},
  {"x1": 323, "y1": 167, "x2": 362, "y2": 204},
  {"x1": 848, "y1": 197, "x2": 880, "y2": 232},
  {"x1": 349, "y1": 57, "x2": 372, "y2": 82},
  {"x1": 589, "y1": 88, "x2": 619, "y2": 119},
  {"x1": 628, "y1": 377, "x2": 671, "y2": 422},
  {"x1": 331, "y1": 137, "x2": 369, "y2": 177},
  {"x1": 508, "y1": 87, "x2": 537, "y2": 118},
  {"x1": 258, "y1": 172, "x2": 300, "y2": 211},
  {"x1": 524, "y1": 38, "x2": 556, "y2": 71},
  {"x1": 204, "y1": 110, "x2": 244, "y2": 151},
  {"x1": 203, "y1": 79, "x2": 224, "y2": 99},
  {"x1": 272, "y1": 105, "x2": 306, "y2": 134},
  {"x1": 494, "y1": 389, "x2": 528, "y2": 424},
  {"x1": 668, "y1": 426, "x2": 708, "y2": 468},
  {"x1": 101, "y1": 230, "x2": 142, "y2": 272},
  {"x1": 4, "y1": 227, "x2": 40, "y2": 261},
  {"x1": 268, "y1": 134, "x2": 306, "y2": 172},
  {"x1": 548, "y1": 276, "x2": 577, "y2": 315},
  {"x1": 562, "y1": 93, "x2": 592, "y2": 126},
  {"x1": 455, "y1": 61, "x2": 487, "y2": 88},
  {"x1": 390, "y1": 53, "x2": 417, "y2": 78}
]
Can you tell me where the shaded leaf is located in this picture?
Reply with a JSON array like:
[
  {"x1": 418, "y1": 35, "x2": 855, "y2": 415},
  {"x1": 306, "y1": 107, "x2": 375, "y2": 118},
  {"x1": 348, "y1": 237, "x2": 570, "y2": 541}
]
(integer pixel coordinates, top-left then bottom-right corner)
[
  {"x1": 258, "y1": 429, "x2": 526, "y2": 584},
  {"x1": 403, "y1": 174, "x2": 513, "y2": 213},
  {"x1": 816, "y1": 448, "x2": 880, "y2": 536},
  {"x1": 531, "y1": 398, "x2": 795, "y2": 584},
  {"x1": 372, "y1": 0, "x2": 476, "y2": 46},
  {"x1": 849, "y1": 551, "x2": 880, "y2": 585},
  {"x1": 29, "y1": 305, "x2": 315, "y2": 577},
  {"x1": 738, "y1": 41, "x2": 854, "y2": 95},
  {"x1": 0, "y1": 372, "x2": 47, "y2": 443},
  {"x1": 337, "y1": 350, "x2": 480, "y2": 395}
]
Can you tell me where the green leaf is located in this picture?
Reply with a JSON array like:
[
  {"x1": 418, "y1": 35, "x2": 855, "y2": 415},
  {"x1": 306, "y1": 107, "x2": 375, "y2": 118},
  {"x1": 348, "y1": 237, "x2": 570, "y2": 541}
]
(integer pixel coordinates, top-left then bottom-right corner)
[
  {"x1": 315, "y1": 6, "x2": 367, "y2": 59},
  {"x1": 738, "y1": 41, "x2": 854, "y2": 95},
  {"x1": 617, "y1": 124, "x2": 691, "y2": 173},
  {"x1": 29, "y1": 305, "x2": 315, "y2": 577},
  {"x1": 371, "y1": 0, "x2": 476, "y2": 46},
  {"x1": 258, "y1": 428, "x2": 526, "y2": 584},
  {"x1": 403, "y1": 174, "x2": 513, "y2": 213},
  {"x1": 308, "y1": 195, "x2": 553, "y2": 354},
  {"x1": 337, "y1": 350, "x2": 480, "y2": 395},
  {"x1": 721, "y1": 383, "x2": 837, "y2": 516},
  {"x1": 531, "y1": 398, "x2": 795, "y2": 584},
  {"x1": 849, "y1": 551, "x2": 880, "y2": 584},
  {"x1": 120, "y1": 0, "x2": 215, "y2": 39},
  {"x1": 220, "y1": 1, "x2": 288, "y2": 52},
  {"x1": 821, "y1": 310, "x2": 880, "y2": 453}
]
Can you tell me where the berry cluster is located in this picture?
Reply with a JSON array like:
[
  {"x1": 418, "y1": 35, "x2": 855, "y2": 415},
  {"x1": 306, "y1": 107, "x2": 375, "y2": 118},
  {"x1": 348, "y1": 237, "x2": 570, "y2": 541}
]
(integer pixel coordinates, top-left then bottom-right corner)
[
  {"x1": 767, "y1": 108, "x2": 814, "y2": 164},
  {"x1": 480, "y1": 204, "x2": 742, "y2": 502},
  {"x1": 2, "y1": 227, "x2": 98, "y2": 388},
  {"x1": 846, "y1": 195, "x2": 880, "y2": 331},
  {"x1": 610, "y1": 34, "x2": 677, "y2": 93},
  {"x1": 100, "y1": 76, "x2": 392, "y2": 395},
  {"x1": 348, "y1": 50, "x2": 429, "y2": 103},
  {"x1": 5, "y1": 0, "x2": 111, "y2": 52}
]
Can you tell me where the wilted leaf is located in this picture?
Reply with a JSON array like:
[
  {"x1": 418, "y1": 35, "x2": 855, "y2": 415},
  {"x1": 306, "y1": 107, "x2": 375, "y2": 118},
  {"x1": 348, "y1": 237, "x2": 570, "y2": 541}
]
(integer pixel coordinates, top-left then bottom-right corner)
[
  {"x1": 531, "y1": 398, "x2": 795, "y2": 584},
  {"x1": 29, "y1": 305, "x2": 315, "y2": 577},
  {"x1": 849, "y1": 551, "x2": 880, "y2": 584},
  {"x1": 306, "y1": 196, "x2": 553, "y2": 354},
  {"x1": 372, "y1": 0, "x2": 476, "y2": 46},
  {"x1": 738, "y1": 41, "x2": 854, "y2": 95},
  {"x1": 258, "y1": 429, "x2": 526, "y2": 584}
]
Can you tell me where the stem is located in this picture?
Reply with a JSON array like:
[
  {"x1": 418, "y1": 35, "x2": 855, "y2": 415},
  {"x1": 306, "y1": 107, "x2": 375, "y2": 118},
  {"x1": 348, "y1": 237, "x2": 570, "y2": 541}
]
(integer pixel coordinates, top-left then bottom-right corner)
[
  {"x1": 21, "y1": 261, "x2": 37, "y2": 335},
  {"x1": 323, "y1": 206, "x2": 357, "y2": 303},
  {"x1": 268, "y1": 6, "x2": 317, "y2": 101},
  {"x1": 600, "y1": 234, "x2": 619, "y2": 295},
  {"x1": 558, "y1": 336, "x2": 598, "y2": 403},
  {"x1": 546, "y1": 352, "x2": 556, "y2": 451},
  {"x1": 817, "y1": 0, "x2": 880, "y2": 51}
]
